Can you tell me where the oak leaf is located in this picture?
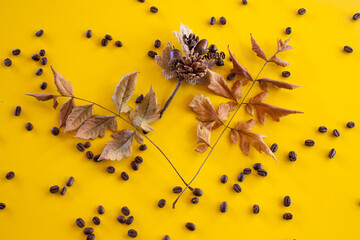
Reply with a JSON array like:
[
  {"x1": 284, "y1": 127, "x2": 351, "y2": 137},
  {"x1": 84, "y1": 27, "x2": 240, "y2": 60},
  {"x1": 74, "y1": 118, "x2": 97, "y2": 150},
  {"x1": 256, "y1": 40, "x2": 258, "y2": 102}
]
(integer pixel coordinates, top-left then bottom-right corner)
[
  {"x1": 207, "y1": 70, "x2": 241, "y2": 101},
  {"x1": 112, "y1": 72, "x2": 138, "y2": 114},
  {"x1": 59, "y1": 98, "x2": 75, "y2": 128},
  {"x1": 51, "y1": 66, "x2": 74, "y2": 97},
  {"x1": 195, "y1": 122, "x2": 211, "y2": 153},
  {"x1": 228, "y1": 47, "x2": 253, "y2": 85},
  {"x1": 75, "y1": 115, "x2": 117, "y2": 139},
  {"x1": 250, "y1": 34, "x2": 267, "y2": 61},
  {"x1": 99, "y1": 130, "x2": 134, "y2": 161},
  {"x1": 257, "y1": 78, "x2": 301, "y2": 92},
  {"x1": 64, "y1": 104, "x2": 93, "y2": 132}
]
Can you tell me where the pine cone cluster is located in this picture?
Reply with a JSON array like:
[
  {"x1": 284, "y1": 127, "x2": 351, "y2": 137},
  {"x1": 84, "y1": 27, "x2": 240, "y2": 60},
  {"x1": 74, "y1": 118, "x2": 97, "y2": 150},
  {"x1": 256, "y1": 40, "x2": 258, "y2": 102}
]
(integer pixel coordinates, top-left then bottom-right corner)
[
  {"x1": 176, "y1": 53, "x2": 207, "y2": 84},
  {"x1": 183, "y1": 33, "x2": 199, "y2": 50}
]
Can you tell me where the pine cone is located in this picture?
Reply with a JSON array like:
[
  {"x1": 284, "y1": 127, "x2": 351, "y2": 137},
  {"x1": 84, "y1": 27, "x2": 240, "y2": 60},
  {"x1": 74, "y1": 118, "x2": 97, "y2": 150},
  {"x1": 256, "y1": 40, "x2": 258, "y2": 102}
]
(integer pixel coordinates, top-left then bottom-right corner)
[
  {"x1": 183, "y1": 33, "x2": 199, "y2": 50},
  {"x1": 176, "y1": 53, "x2": 207, "y2": 85}
]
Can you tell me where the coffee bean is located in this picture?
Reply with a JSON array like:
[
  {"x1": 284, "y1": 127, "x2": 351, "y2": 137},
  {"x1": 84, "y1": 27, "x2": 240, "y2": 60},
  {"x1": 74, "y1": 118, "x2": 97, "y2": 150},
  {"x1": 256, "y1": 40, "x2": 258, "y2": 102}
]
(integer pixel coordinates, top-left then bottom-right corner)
[
  {"x1": 284, "y1": 196, "x2": 291, "y2": 207},
  {"x1": 347, "y1": 121, "x2": 355, "y2": 128},
  {"x1": 121, "y1": 172, "x2": 129, "y2": 181},
  {"x1": 92, "y1": 216, "x2": 100, "y2": 225},
  {"x1": 25, "y1": 122, "x2": 33, "y2": 131},
  {"x1": 220, "y1": 174, "x2": 228, "y2": 183},
  {"x1": 107, "y1": 166, "x2": 115, "y2": 173},
  {"x1": 305, "y1": 139, "x2": 315, "y2": 146},
  {"x1": 253, "y1": 204, "x2": 260, "y2": 214},
  {"x1": 192, "y1": 188, "x2": 203, "y2": 197},
  {"x1": 128, "y1": 229, "x2": 138, "y2": 238},
  {"x1": 333, "y1": 129, "x2": 340, "y2": 137},
  {"x1": 298, "y1": 8, "x2": 306, "y2": 15},
  {"x1": 66, "y1": 176, "x2": 75, "y2": 187},
  {"x1": 51, "y1": 127, "x2": 59, "y2": 136},
  {"x1": 4, "y1": 58, "x2": 12, "y2": 66},
  {"x1": 142, "y1": 130, "x2": 148, "y2": 135},
  {"x1": 84, "y1": 142, "x2": 91, "y2": 148},
  {"x1": 83, "y1": 227, "x2": 94, "y2": 235},
  {"x1": 344, "y1": 46, "x2": 353, "y2": 53},
  {"x1": 219, "y1": 17, "x2": 227, "y2": 25},
  {"x1": 76, "y1": 218, "x2": 85, "y2": 228},
  {"x1": 243, "y1": 168, "x2": 252, "y2": 174},
  {"x1": 97, "y1": 205, "x2": 105, "y2": 214},
  {"x1": 163, "y1": 235, "x2": 170, "y2": 240},
  {"x1": 227, "y1": 73, "x2": 236, "y2": 81},
  {"x1": 242, "y1": 0, "x2": 248, "y2": 5},
  {"x1": 32, "y1": 54, "x2": 41, "y2": 61},
  {"x1": 85, "y1": 30, "x2": 92, "y2": 38},
  {"x1": 270, "y1": 143, "x2": 278, "y2": 153},
  {"x1": 105, "y1": 34, "x2": 112, "y2": 40},
  {"x1": 36, "y1": 68, "x2": 43, "y2": 76},
  {"x1": 131, "y1": 161, "x2": 139, "y2": 170},
  {"x1": 215, "y1": 58, "x2": 224, "y2": 66},
  {"x1": 87, "y1": 234, "x2": 95, "y2": 240},
  {"x1": 6, "y1": 171, "x2": 15, "y2": 180},
  {"x1": 328, "y1": 148, "x2": 336, "y2": 159},
  {"x1": 93, "y1": 154, "x2": 102, "y2": 162},
  {"x1": 60, "y1": 186, "x2": 67, "y2": 195},
  {"x1": 121, "y1": 206, "x2": 130, "y2": 216},
  {"x1": 117, "y1": 215, "x2": 126, "y2": 223},
  {"x1": 101, "y1": 38, "x2": 108, "y2": 46},
  {"x1": 138, "y1": 0, "x2": 145, "y2": 2},
  {"x1": 12, "y1": 49, "x2": 21, "y2": 55},
  {"x1": 39, "y1": 49, "x2": 46, "y2": 56},
  {"x1": 0, "y1": 203, "x2": 5, "y2": 210},
  {"x1": 135, "y1": 94, "x2": 144, "y2": 103},
  {"x1": 238, "y1": 172, "x2": 245, "y2": 182},
  {"x1": 115, "y1": 40, "x2": 123, "y2": 47},
  {"x1": 139, "y1": 144, "x2": 147, "y2": 151},
  {"x1": 353, "y1": 13, "x2": 360, "y2": 20},
  {"x1": 253, "y1": 163, "x2": 262, "y2": 170},
  {"x1": 40, "y1": 57, "x2": 47, "y2": 65},
  {"x1": 283, "y1": 213, "x2": 293, "y2": 220},
  {"x1": 77, "y1": 143, "x2": 85, "y2": 152},
  {"x1": 14, "y1": 106, "x2": 21, "y2": 116},
  {"x1": 173, "y1": 186, "x2": 183, "y2": 193},
  {"x1": 40, "y1": 82, "x2": 48, "y2": 90},
  {"x1": 233, "y1": 183, "x2": 241, "y2": 193},
  {"x1": 185, "y1": 222, "x2": 196, "y2": 231},
  {"x1": 208, "y1": 44, "x2": 217, "y2": 52},
  {"x1": 285, "y1": 27, "x2": 292, "y2": 34},
  {"x1": 35, "y1": 29, "x2": 44, "y2": 37},
  {"x1": 126, "y1": 216, "x2": 134, "y2": 225},
  {"x1": 50, "y1": 185, "x2": 60, "y2": 193},
  {"x1": 209, "y1": 17, "x2": 216, "y2": 25},
  {"x1": 154, "y1": 39, "x2": 161, "y2": 48},
  {"x1": 220, "y1": 201, "x2": 228, "y2": 213},
  {"x1": 191, "y1": 197, "x2": 199, "y2": 204},
  {"x1": 288, "y1": 151, "x2": 297, "y2": 161},
  {"x1": 158, "y1": 199, "x2": 166, "y2": 208},
  {"x1": 86, "y1": 151, "x2": 94, "y2": 159},
  {"x1": 150, "y1": 6, "x2": 158, "y2": 13},
  {"x1": 318, "y1": 126, "x2": 327, "y2": 133},
  {"x1": 257, "y1": 169, "x2": 268, "y2": 177},
  {"x1": 135, "y1": 156, "x2": 143, "y2": 164},
  {"x1": 147, "y1": 51, "x2": 157, "y2": 58},
  {"x1": 282, "y1": 71, "x2": 291, "y2": 77}
]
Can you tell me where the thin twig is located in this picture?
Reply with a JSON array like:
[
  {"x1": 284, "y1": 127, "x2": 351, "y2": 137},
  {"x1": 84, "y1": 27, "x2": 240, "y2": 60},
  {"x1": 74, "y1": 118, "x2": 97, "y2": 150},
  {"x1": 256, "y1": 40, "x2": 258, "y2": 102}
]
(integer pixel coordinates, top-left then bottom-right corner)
[{"x1": 160, "y1": 78, "x2": 183, "y2": 118}]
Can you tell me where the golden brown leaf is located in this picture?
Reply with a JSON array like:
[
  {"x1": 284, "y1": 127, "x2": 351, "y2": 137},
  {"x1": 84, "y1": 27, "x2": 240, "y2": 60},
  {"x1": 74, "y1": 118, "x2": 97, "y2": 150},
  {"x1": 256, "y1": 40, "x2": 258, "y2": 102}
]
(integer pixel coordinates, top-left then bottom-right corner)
[
  {"x1": 189, "y1": 94, "x2": 219, "y2": 124},
  {"x1": 216, "y1": 102, "x2": 237, "y2": 123},
  {"x1": 277, "y1": 38, "x2": 293, "y2": 53},
  {"x1": 250, "y1": 34, "x2": 267, "y2": 61},
  {"x1": 269, "y1": 55, "x2": 290, "y2": 67},
  {"x1": 99, "y1": 130, "x2": 134, "y2": 161},
  {"x1": 53, "y1": 96, "x2": 59, "y2": 109},
  {"x1": 112, "y1": 72, "x2": 138, "y2": 114},
  {"x1": 59, "y1": 98, "x2": 75, "y2": 128},
  {"x1": 155, "y1": 42, "x2": 178, "y2": 80},
  {"x1": 195, "y1": 122, "x2": 211, "y2": 153},
  {"x1": 64, "y1": 104, "x2": 93, "y2": 132},
  {"x1": 231, "y1": 80, "x2": 242, "y2": 100},
  {"x1": 228, "y1": 47, "x2": 253, "y2": 85},
  {"x1": 51, "y1": 66, "x2": 74, "y2": 97},
  {"x1": 75, "y1": 115, "x2": 117, "y2": 139},
  {"x1": 207, "y1": 70, "x2": 237, "y2": 101},
  {"x1": 134, "y1": 131, "x2": 144, "y2": 145},
  {"x1": 257, "y1": 78, "x2": 301, "y2": 92}
]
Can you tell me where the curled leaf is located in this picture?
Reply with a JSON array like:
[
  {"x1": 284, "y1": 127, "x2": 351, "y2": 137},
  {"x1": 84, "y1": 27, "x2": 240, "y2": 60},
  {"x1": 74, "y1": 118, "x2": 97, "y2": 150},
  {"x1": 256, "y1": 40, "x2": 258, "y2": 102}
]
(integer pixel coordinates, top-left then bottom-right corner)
[
  {"x1": 257, "y1": 78, "x2": 301, "y2": 92},
  {"x1": 250, "y1": 34, "x2": 267, "y2": 61},
  {"x1": 75, "y1": 115, "x2": 117, "y2": 139},
  {"x1": 228, "y1": 47, "x2": 253, "y2": 85},
  {"x1": 64, "y1": 104, "x2": 93, "y2": 132},
  {"x1": 51, "y1": 66, "x2": 74, "y2": 97},
  {"x1": 269, "y1": 55, "x2": 290, "y2": 67},
  {"x1": 26, "y1": 94, "x2": 60, "y2": 110},
  {"x1": 207, "y1": 70, "x2": 237, "y2": 101},
  {"x1": 59, "y1": 98, "x2": 75, "y2": 128},
  {"x1": 99, "y1": 130, "x2": 134, "y2": 161},
  {"x1": 112, "y1": 72, "x2": 138, "y2": 114}
]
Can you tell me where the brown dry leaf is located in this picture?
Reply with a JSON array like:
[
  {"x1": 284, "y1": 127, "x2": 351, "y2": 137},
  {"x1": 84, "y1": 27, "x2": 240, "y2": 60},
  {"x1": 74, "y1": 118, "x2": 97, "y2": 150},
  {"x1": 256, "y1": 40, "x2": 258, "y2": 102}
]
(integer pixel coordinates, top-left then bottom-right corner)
[
  {"x1": 195, "y1": 122, "x2": 211, "y2": 153},
  {"x1": 53, "y1": 96, "x2": 59, "y2": 109},
  {"x1": 27, "y1": 94, "x2": 60, "y2": 109},
  {"x1": 75, "y1": 115, "x2": 117, "y2": 139},
  {"x1": 269, "y1": 55, "x2": 290, "y2": 67},
  {"x1": 231, "y1": 80, "x2": 242, "y2": 100},
  {"x1": 216, "y1": 102, "x2": 237, "y2": 123},
  {"x1": 155, "y1": 42, "x2": 178, "y2": 80},
  {"x1": 112, "y1": 72, "x2": 138, "y2": 114},
  {"x1": 228, "y1": 47, "x2": 253, "y2": 85},
  {"x1": 59, "y1": 98, "x2": 75, "y2": 128},
  {"x1": 99, "y1": 130, "x2": 134, "y2": 161},
  {"x1": 189, "y1": 94, "x2": 219, "y2": 125},
  {"x1": 51, "y1": 66, "x2": 74, "y2": 97},
  {"x1": 173, "y1": 24, "x2": 193, "y2": 57},
  {"x1": 250, "y1": 34, "x2": 267, "y2": 61},
  {"x1": 64, "y1": 104, "x2": 93, "y2": 132},
  {"x1": 231, "y1": 119, "x2": 275, "y2": 159},
  {"x1": 245, "y1": 103, "x2": 255, "y2": 116},
  {"x1": 207, "y1": 70, "x2": 237, "y2": 101},
  {"x1": 277, "y1": 38, "x2": 293, "y2": 53},
  {"x1": 129, "y1": 86, "x2": 161, "y2": 132},
  {"x1": 248, "y1": 91, "x2": 303, "y2": 125},
  {"x1": 134, "y1": 131, "x2": 144, "y2": 145},
  {"x1": 257, "y1": 78, "x2": 301, "y2": 92}
]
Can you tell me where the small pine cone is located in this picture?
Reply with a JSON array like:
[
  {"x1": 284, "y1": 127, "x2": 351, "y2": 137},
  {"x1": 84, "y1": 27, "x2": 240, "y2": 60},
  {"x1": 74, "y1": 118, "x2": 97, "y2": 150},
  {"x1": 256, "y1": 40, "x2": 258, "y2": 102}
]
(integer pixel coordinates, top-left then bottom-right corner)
[{"x1": 176, "y1": 53, "x2": 207, "y2": 84}]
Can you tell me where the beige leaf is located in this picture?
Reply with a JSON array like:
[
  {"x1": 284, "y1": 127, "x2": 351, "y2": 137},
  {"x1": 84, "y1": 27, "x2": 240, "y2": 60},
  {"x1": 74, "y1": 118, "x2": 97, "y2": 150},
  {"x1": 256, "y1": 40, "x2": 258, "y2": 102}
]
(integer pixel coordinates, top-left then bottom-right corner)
[
  {"x1": 250, "y1": 34, "x2": 267, "y2": 61},
  {"x1": 269, "y1": 55, "x2": 290, "y2": 67},
  {"x1": 228, "y1": 47, "x2": 253, "y2": 84},
  {"x1": 257, "y1": 78, "x2": 301, "y2": 92},
  {"x1": 64, "y1": 104, "x2": 93, "y2": 132},
  {"x1": 112, "y1": 72, "x2": 138, "y2": 114},
  {"x1": 99, "y1": 130, "x2": 134, "y2": 161},
  {"x1": 231, "y1": 80, "x2": 242, "y2": 100},
  {"x1": 51, "y1": 66, "x2": 74, "y2": 97},
  {"x1": 134, "y1": 131, "x2": 144, "y2": 145},
  {"x1": 75, "y1": 115, "x2": 117, "y2": 139},
  {"x1": 189, "y1": 94, "x2": 218, "y2": 123},
  {"x1": 173, "y1": 24, "x2": 192, "y2": 57},
  {"x1": 196, "y1": 122, "x2": 211, "y2": 146},
  {"x1": 59, "y1": 98, "x2": 75, "y2": 128},
  {"x1": 207, "y1": 70, "x2": 237, "y2": 101},
  {"x1": 155, "y1": 42, "x2": 172, "y2": 70}
]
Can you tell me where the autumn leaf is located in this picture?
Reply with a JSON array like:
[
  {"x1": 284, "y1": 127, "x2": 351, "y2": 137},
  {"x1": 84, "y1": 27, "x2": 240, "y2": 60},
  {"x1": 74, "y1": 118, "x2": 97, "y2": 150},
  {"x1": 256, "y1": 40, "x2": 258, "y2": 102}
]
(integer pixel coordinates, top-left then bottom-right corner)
[
  {"x1": 134, "y1": 131, "x2": 144, "y2": 145},
  {"x1": 257, "y1": 78, "x2": 301, "y2": 92},
  {"x1": 173, "y1": 23, "x2": 193, "y2": 57},
  {"x1": 112, "y1": 72, "x2": 138, "y2": 114},
  {"x1": 51, "y1": 66, "x2": 74, "y2": 97},
  {"x1": 27, "y1": 94, "x2": 60, "y2": 109},
  {"x1": 217, "y1": 102, "x2": 237, "y2": 123},
  {"x1": 129, "y1": 86, "x2": 161, "y2": 132},
  {"x1": 64, "y1": 104, "x2": 93, "y2": 132},
  {"x1": 155, "y1": 42, "x2": 178, "y2": 80},
  {"x1": 230, "y1": 119, "x2": 275, "y2": 159},
  {"x1": 59, "y1": 98, "x2": 75, "y2": 128},
  {"x1": 246, "y1": 92, "x2": 303, "y2": 125},
  {"x1": 195, "y1": 122, "x2": 211, "y2": 153},
  {"x1": 269, "y1": 55, "x2": 290, "y2": 67},
  {"x1": 99, "y1": 130, "x2": 134, "y2": 161},
  {"x1": 75, "y1": 115, "x2": 117, "y2": 139},
  {"x1": 228, "y1": 47, "x2": 253, "y2": 85},
  {"x1": 277, "y1": 38, "x2": 293, "y2": 53},
  {"x1": 250, "y1": 34, "x2": 267, "y2": 61},
  {"x1": 207, "y1": 70, "x2": 238, "y2": 101},
  {"x1": 231, "y1": 80, "x2": 242, "y2": 100}
]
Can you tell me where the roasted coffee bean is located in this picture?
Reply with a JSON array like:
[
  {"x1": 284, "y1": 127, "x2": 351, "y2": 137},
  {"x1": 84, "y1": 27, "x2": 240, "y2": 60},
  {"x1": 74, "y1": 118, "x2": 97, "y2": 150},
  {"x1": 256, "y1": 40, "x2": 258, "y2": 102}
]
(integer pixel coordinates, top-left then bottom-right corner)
[
  {"x1": 270, "y1": 143, "x2": 278, "y2": 152},
  {"x1": 142, "y1": 130, "x2": 148, "y2": 134},
  {"x1": 243, "y1": 168, "x2": 252, "y2": 174},
  {"x1": 150, "y1": 6, "x2": 158, "y2": 13},
  {"x1": 333, "y1": 129, "x2": 340, "y2": 137},
  {"x1": 14, "y1": 106, "x2": 22, "y2": 116},
  {"x1": 32, "y1": 54, "x2": 41, "y2": 61},
  {"x1": 191, "y1": 197, "x2": 199, "y2": 204},
  {"x1": 87, "y1": 234, "x2": 95, "y2": 240},
  {"x1": 117, "y1": 215, "x2": 126, "y2": 223},
  {"x1": 138, "y1": 0, "x2": 145, "y2": 2},
  {"x1": 105, "y1": 34, "x2": 112, "y2": 40},
  {"x1": 66, "y1": 176, "x2": 75, "y2": 187},
  {"x1": 135, "y1": 94, "x2": 144, "y2": 103},
  {"x1": 126, "y1": 216, "x2": 134, "y2": 225},
  {"x1": 60, "y1": 186, "x2": 67, "y2": 195},
  {"x1": 344, "y1": 46, "x2": 353, "y2": 53},
  {"x1": 242, "y1": 0, "x2": 248, "y2": 5},
  {"x1": 209, "y1": 17, "x2": 216, "y2": 25},
  {"x1": 163, "y1": 235, "x2": 170, "y2": 240},
  {"x1": 220, "y1": 174, "x2": 228, "y2": 183},
  {"x1": 121, "y1": 206, "x2": 130, "y2": 216},
  {"x1": 173, "y1": 186, "x2": 183, "y2": 193},
  {"x1": 6, "y1": 171, "x2": 15, "y2": 180},
  {"x1": 35, "y1": 29, "x2": 44, "y2": 37},
  {"x1": 139, "y1": 144, "x2": 147, "y2": 151},
  {"x1": 86, "y1": 151, "x2": 94, "y2": 159},
  {"x1": 51, "y1": 127, "x2": 59, "y2": 136},
  {"x1": 253, "y1": 204, "x2": 260, "y2": 214},
  {"x1": 107, "y1": 166, "x2": 115, "y2": 173},
  {"x1": 101, "y1": 38, "x2": 108, "y2": 46},
  {"x1": 215, "y1": 58, "x2": 224, "y2": 66},
  {"x1": 328, "y1": 148, "x2": 336, "y2": 159},
  {"x1": 282, "y1": 71, "x2": 291, "y2": 77},
  {"x1": 347, "y1": 121, "x2": 355, "y2": 128},
  {"x1": 158, "y1": 199, "x2": 166, "y2": 208},
  {"x1": 40, "y1": 57, "x2": 47, "y2": 65},
  {"x1": 0, "y1": 203, "x2": 5, "y2": 210},
  {"x1": 36, "y1": 68, "x2": 43, "y2": 76},
  {"x1": 284, "y1": 196, "x2": 291, "y2": 207},
  {"x1": 257, "y1": 169, "x2": 268, "y2": 177},
  {"x1": 219, "y1": 17, "x2": 227, "y2": 25},
  {"x1": 285, "y1": 27, "x2": 292, "y2": 34},
  {"x1": 128, "y1": 229, "x2": 138, "y2": 238},
  {"x1": 318, "y1": 126, "x2": 327, "y2": 133},
  {"x1": 86, "y1": 30, "x2": 92, "y2": 38},
  {"x1": 39, "y1": 49, "x2": 46, "y2": 56},
  {"x1": 12, "y1": 49, "x2": 21, "y2": 55},
  {"x1": 84, "y1": 142, "x2": 91, "y2": 148},
  {"x1": 227, "y1": 73, "x2": 236, "y2": 80},
  {"x1": 186, "y1": 222, "x2": 196, "y2": 231},
  {"x1": 192, "y1": 188, "x2": 203, "y2": 197},
  {"x1": 233, "y1": 183, "x2": 241, "y2": 193},
  {"x1": 25, "y1": 122, "x2": 33, "y2": 131},
  {"x1": 4, "y1": 58, "x2": 12, "y2": 66},
  {"x1": 220, "y1": 201, "x2": 228, "y2": 213},
  {"x1": 154, "y1": 39, "x2": 161, "y2": 48},
  {"x1": 93, "y1": 154, "x2": 102, "y2": 162},
  {"x1": 238, "y1": 172, "x2": 245, "y2": 182},
  {"x1": 147, "y1": 50, "x2": 157, "y2": 58},
  {"x1": 131, "y1": 161, "x2": 139, "y2": 170},
  {"x1": 298, "y1": 8, "x2": 306, "y2": 15},
  {"x1": 121, "y1": 172, "x2": 129, "y2": 181},
  {"x1": 115, "y1": 40, "x2": 123, "y2": 47},
  {"x1": 92, "y1": 216, "x2": 100, "y2": 225},
  {"x1": 76, "y1": 218, "x2": 85, "y2": 228},
  {"x1": 49, "y1": 185, "x2": 60, "y2": 193},
  {"x1": 83, "y1": 227, "x2": 94, "y2": 235},
  {"x1": 253, "y1": 163, "x2": 262, "y2": 170},
  {"x1": 283, "y1": 213, "x2": 293, "y2": 220},
  {"x1": 288, "y1": 151, "x2": 297, "y2": 161},
  {"x1": 77, "y1": 143, "x2": 85, "y2": 152},
  {"x1": 353, "y1": 13, "x2": 360, "y2": 20},
  {"x1": 40, "y1": 82, "x2": 48, "y2": 90},
  {"x1": 135, "y1": 156, "x2": 143, "y2": 164},
  {"x1": 305, "y1": 139, "x2": 315, "y2": 146},
  {"x1": 208, "y1": 44, "x2": 217, "y2": 52},
  {"x1": 97, "y1": 205, "x2": 105, "y2": 214}
]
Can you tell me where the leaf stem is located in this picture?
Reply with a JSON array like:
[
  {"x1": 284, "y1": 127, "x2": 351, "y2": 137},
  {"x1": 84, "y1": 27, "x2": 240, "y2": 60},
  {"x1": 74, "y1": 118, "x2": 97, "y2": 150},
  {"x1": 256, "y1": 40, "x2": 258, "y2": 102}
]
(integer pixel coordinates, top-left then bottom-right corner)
[{"x1": 159, "y1": 78, "x2": 183, "y2": 118}]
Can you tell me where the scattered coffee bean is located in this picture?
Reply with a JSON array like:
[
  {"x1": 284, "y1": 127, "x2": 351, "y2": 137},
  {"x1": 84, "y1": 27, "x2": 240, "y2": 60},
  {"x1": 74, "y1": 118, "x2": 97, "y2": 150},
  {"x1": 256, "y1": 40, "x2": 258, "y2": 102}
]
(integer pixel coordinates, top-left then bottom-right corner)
[
  {"x1": 344, "y1": 46, "x2": 353, "y2": 53},
  {"x1": 253, "y1": 204, "x2": 260, "y2": 214},
  {"x1": 12, "y1": 49, "x2": 21, "y2": 55},
  {"x1": 285, "y1": 27, "x2": 292, "y2": 34},
  {"x1": 126, "y1": 216, "x2": 134, "y2": 225},
  {"x1": 86, "y1": 30, "x2": 92, "y2": 38},
  {"x1": 83, "y1": 227, "x2": 94, "y2": 235},
  {"x1": 128, "y1": 229, "x2": 138, "y2": 238},
  {"x1": 101, "y1": 38, "x2": 108, "y2": 46},
  {"x1": 87, "y1": 234, "x2": 95, "y2": 240},
  {"x1": 284, "y1": 196, "x2": 291, "y2": 207},
  {"x1": 191, "y1": 197, "x2": 199, "y2": 204},
  {"x1": 138, "y1": 0, "x2": 145, "y2": 2},
  {"x1": 283, "y1": 212, "x2": 293, "y2": 220},
  {"x1": 97, "y1": 205, "x2": 105, "y2": 214},
  {"x1": 142, "y1": 130, "x2": 148, "y2": 135},
  {"x1": 93, "y1": 154, "x2": 102, "y2": 162},
  {"x1": 233, "y1": 183, "x2": 242, "y2": 193},
  {"x1": 40, "y1": 57, "x2": 47, "y2": 65},
  {"x1": 4, "y1": 58, "x2": 12, "y2": 66},
  {"x1": 77, "y1": 143, "x2": 85, "y2": 152},
  {"x1": 288, "y1": 151, "x2": 297, "y2": 161},
  {"x1": 347, "y1": 121, "x2": 355, "y2": 128},
  {"x1": 219, "y1": 17, "x2": 227, "y2": 25},
  {"x1": 209, "y1": 17, "x2": 216, "y2": 25},
  {"x1": 186, "y1": 222, "x2": 196, "y2": 231},
  {"x1": 131, "y1": 161, "x2": 139, "y2": 170},
  {"x1": 76, "y1": 218, "x2": 85, "y2": 228},
  {"x1": 51, "y1": 126, "x2": 59, "y2": 136},
  {"x1": 86, "y1": 151, "x2": 94, "y2": 159},
  {"x1": 238, "y1": 172, "x2": 245, "y2": 182},
  {"x1": 121, "y1": 206, "x2": 130, "y2": 216},
  {"x1": 6, "y1": 171, "x2": 15, "y2": 180},
  {"x1": 115, "y1": 40, "x2": 123, "y2": 47},
  {"x1": 50, "y1": 185, "x2": 60, "y2": 193},
  {"x1": 163, "y1": 235, "x2": 170, "y2": 240},
  {"x1": 173, "y1": 186, "x2": 183, "y2": 193},
  {"x1": 117, "y1": 215, "x2": 126, "y2": 223},
  {"x1": 253, "y1": 163, "x2": 262, "y2": 170},
  {"x1": 158, "y1": 199, "x2": 166, "y2": 208},
  {"x1": 32, "y1": 54, "x2": 41, "y2": 61},
  {"x1": 107, "y1": 166, "x2": 115, "y2": 173},
  {"x1": 0, "y1": 203, "x2": 5, "y2": 210},
  {"x1": 154, "y1": 39, "x2": 161, "y2": 48},
  {"x1": 39, "y1": 49, "x2": 46, "y2": 56},
  {"x1": 36, "y1": 68, "x2": 43, "y2": 76},
  {"x1": 270, "y1": 143, "x2": 278, "y2": 153},
  {"x1": 243, "y1": 168, "x2": 252, "y2": 174},
  {"x1": 220, "y1": 174, "x2": 228, "y2": 183},
  {"x1": 135, "y1": 94, "x2": 144, "y2": 103},
  {"x1": 66, "y1": 177, "x2": 75, "y2": 187},
  {"x1": 227, "y1": 73, "x2": 236, "y2": 80},
  {"x1": 105, "y1": 34, "x2": 112, "y2": 40},
  {"x1": 208, "y1": 44, "x2": 217, "y2": 52},
  {"x1": 215, "y1": 58, "x2": 224, "y2": 66},
  {"x1": 305, "y1": 139, "x2": 315, "y2": 146},
  {"x1": 60, "y1": 186, "x2": 67, "y2": 195},
  {"x1": 220, "y1": 201, "x2": 228, "y2": 213},
  {"x1": 14, "y1": 106, "x2": 21, "y2": 116},
  {"x1": 25, "y1": 122, "x2": 33, "y2": 131},
  {"x1": 242, "y1": 0, "x2": 248, "y2": 5},
  {"x1": 150, "y1": 6, "x2": 158, "y2": 13},
  {"x1": 318, "y1": 126, "x2": 327, "y2": 133},
  {"x1": 192, "y1": 188, "x2": 203, "y2": 197},
  {"x1": 353, "y1": 13, "x2": 360, "y2": 20},
  {"x1": 84, "y1": 142, "x2": 91, "y2": 148},
  {"x1": 328, "y1": 148, "x2": 336, "y2": 159},
  {"x1": 92, "y1": 216, "x2": 100, "y2": 225},
  {"x1": 139, "y1": 144, "x2": 147, "y2": 151},
  {"x1": 35, "y1": 29, "x2": 44, "y2": 37},
  {"x1": 257, "y1": 169, "x2": 268, "y2": 177},
  {"x1": 282, "y1": 71, "x2": 291, "y2": 77},
  {"x1": 147, "y1": 50, "x2": 157, "y2": 58},
  {"x1": 333, "y1": 129, "x2": 340, "y2": 137},
  {"x1": 40, "y1": 82, "x2": 47, "y2": 90},
  {"x1": 298, "y1": 8, "x2": 306, "y2": 15},
  {"x1": 121, "y1": 172, "x2": 129, "y2": 181},
  {"x1": 135, "y1": 156, "x2": 143, "y2": 164}
]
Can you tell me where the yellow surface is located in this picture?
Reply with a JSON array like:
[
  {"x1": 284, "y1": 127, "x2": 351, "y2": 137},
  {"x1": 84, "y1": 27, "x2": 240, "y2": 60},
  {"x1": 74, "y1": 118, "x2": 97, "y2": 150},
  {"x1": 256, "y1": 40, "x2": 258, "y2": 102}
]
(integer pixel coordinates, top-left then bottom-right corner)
[{"x1": 1, "y1": 0, "x2": 360, "y2": 239}]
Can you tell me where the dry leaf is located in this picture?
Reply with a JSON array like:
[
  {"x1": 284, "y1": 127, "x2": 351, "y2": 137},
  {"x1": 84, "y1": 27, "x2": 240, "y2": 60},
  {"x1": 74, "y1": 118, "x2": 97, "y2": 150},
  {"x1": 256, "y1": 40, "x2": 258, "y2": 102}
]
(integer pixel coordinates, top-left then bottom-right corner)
[
  {"x1": 248, "y1": 92, "x2": 303, "y2": 125},
  {"x1": 277, "y1": 38, "x2": 293, "y2": 53},
  {"x1": 27, "y1": 94, "x2": 57, "y2": 101},
  {"x1": 231, "y1": 119, "x2": 275, "y2": 159},
  {"x1": 257, "y1": 78, "x2": 301, "y2": 92},
  {"x1": 64, "y1": 104, "x2": 93, "y2": 132},
  {"x1": 231, "y1": 80, "x2": 243, "y2": 100},
  {"x1": 53, "y1": 96, "x2": 59, "y2": 109},
  {"x1": 207, "y1": 70, "x2": 237, "y2": 101},
  {"x1": 195, "y1": 145, "x2": 209, "y2": 153},
  {"x1": 173, "y1": 24, "x2": 193, "y2": 57},
  {"x1": 99, "y1": 130, "x2": 134, "y2": 161},
  {"x1": 216, "y1": 102, "x2": 237, "y2": 123},
  {"x1": 75, "y1": 115, "x2": 117, "y2": 139},
  {"x1": 250, "y1": 34, "x2": 267, "y2": 61},
  {"x1": 195, "y1": 122, "x2": 211, "y2": 153},
  {"x1": 155, "y1": 42, "x2": 178, "y2": 80},
  {"x1": 269, "y1": 55, "x2": 290, "y2": 67},
  {"x1": 228, "y1": 47, "x2": 253, "y2": 85},
  {"x1": 51, "y1": 66, "x2": 74, "y2": 97},
  {"x1": 134, "y1": 131, "x2": 144, "y2": 145},
  {"x1": 129, "y1": 86, "x2": 161, "y2": 132},
  {"x1": 59, "y1": 98, "x2": 75, "y2": 128},
  {"x1": 112, "y1": 72, "x2": 138, "y2": 114}
]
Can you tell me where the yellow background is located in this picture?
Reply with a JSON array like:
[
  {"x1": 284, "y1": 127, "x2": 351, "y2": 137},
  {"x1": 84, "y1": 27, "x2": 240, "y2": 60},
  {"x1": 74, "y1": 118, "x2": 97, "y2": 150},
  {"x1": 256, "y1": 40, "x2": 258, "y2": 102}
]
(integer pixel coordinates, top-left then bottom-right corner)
[{"x1": 0, "y1": 0, "x2": 360, "y2": 239}]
